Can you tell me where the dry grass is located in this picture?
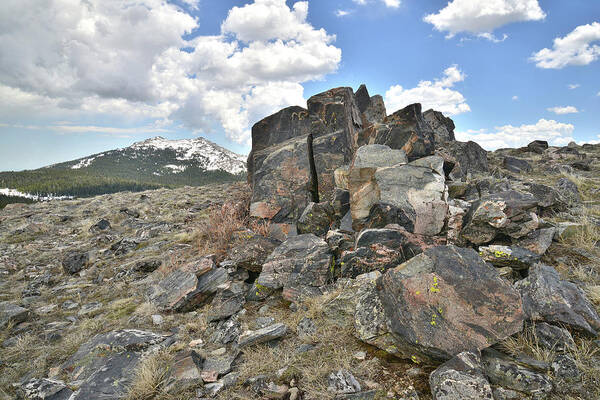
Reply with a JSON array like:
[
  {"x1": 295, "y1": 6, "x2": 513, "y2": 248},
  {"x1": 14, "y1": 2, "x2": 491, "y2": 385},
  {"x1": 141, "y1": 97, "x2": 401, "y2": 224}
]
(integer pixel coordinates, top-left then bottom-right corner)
[
  {"x1": 124, "y1": 350, "x2": 173, "y2": 400},
  {"x1": 500, "y1": 324, "x2": 557, "y2": 363}
]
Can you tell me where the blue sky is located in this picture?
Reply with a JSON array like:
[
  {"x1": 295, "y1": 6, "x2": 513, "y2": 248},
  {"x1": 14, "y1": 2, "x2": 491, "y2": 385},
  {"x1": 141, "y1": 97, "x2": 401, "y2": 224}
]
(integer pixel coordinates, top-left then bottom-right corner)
[{"x1": 0, "y1": 0, "x2": 598, "y2": 171}]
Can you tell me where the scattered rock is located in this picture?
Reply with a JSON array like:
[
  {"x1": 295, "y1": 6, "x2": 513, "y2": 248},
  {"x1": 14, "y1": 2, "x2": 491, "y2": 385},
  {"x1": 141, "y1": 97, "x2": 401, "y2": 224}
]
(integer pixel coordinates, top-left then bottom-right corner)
[
  {"x1": 0, "y1": 301, "x2": 29, "y2": 329},
  {"x1": 61, "y1": 251, "x2": 89, "y2": 275},
  {"x1": 227, "y1": 235, "x2": 281, "y2": 273},
  {"x1": 328, "y1": 370, "x2": 361, "y2": 394},
  {"x1": 515, "y1": 228, "x2": 555, "y2": 256},
  {"x1": 18, "y1": 378, "x2": 73, "y2": 400},
  {"x1": 503, "y1": 156, "x2": 532, "y2": 173},
  {"x1": 478, "y1": 245, "x2": 540, "y2": 271},
  {"x1": 89, "y1": 218, "x2": 110, "y2": 233},
  {"x1": 526, "y1": 140, "x2": 549, "y2": 154},
  {"x1": 534, "y1": 322, "x2": 575, "y2": 352}
]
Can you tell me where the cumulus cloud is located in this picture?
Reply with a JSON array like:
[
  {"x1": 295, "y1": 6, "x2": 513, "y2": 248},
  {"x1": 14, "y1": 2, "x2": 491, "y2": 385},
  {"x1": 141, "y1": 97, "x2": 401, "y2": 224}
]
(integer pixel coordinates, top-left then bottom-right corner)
[
  {"x1": 336, "y1": 9, "x2": 351, "y2": 17},
  {"x1": 424, "y1": 0, "x2": 545, "y2": 40},
  {"x1": 547, "y1": 106, "x2": 579, "y2": 115},
  {"x1": 512, "y1": 95, "x2": 519, "y2": 101},
  {"x1": 384, "y1": 65, "x2": 470, "y2": 116},
  {"x1": 531, "y1": 22, "x2": 600, "y2": 69},
  {"x1": 456, "y1": 119, "x2": 575, "y2": 150},
  {"x1": 568, "y1": 83, "x2": 581, "y2": 89},
  {"x1": 352, "y1": 0, "x2": 399, "y2": 8},
  {"x1": 0, "y1": 0, "x2": 341, "y2": 145}
]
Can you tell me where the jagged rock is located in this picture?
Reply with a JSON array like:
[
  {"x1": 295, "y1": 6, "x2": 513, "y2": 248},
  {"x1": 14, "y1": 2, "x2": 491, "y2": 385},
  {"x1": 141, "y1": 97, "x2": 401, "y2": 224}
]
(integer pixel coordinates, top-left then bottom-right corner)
[
  {"x1": 571, "y1": 159, "x2": 591, "y2": 171},
  {"x1": 556, "y1": 177, "x2": 581, "y2": 203},
  {"x1": 492, "y1": 387, "x2": 521, "y2": 400},
  {"x1": 0, "y1": 301, "x2": 29, "y2": 329},
  {"x1": 238, "y1": 323, "x2": 287, "y2": 347},
  {"x1": 209, "y1": 315, "x2": 241, "y2": 345},
  {"x1": 515, "y1": 228, "x2": 555, "y2": 256},
  {"x1": 424, "y1": 109, "x2": 455, "y2": 143},
  {"x1": 325, "y1": 229, "x2": 354, "y2": 256},
  {"x1": 534, "y1": 322, "x2": 575, "y2": 352},
  {"x1": 481, "y1": 349, "x2": 553, "y2": 397},
  {"x1": 257, "y1": 234, "x2": 332, "y2": 302},
  {"x1": 202, "y1": 349, "x2": 240, "y2": 376},
  {"x1": 202, "y1": 372, "x2": 239, "y2": 397},
  {"x1": 355, "y1": 84, "x2": 387, "y2": 126},
  {"x1": 362, "y1": 104, "x2": 435, "y2": 160},
  {"x1": 503, "y1": 156, "x2": 532, "y2": 173},
  {"x1": 375, "y1": 246, "x2": 523, "y2": 360},
  {"x1": 328, "y1": 370, "x2": 361, "y2": 394},
  {"x1": 334, "y1": 165, "x2": 351, "y2": 190},
  {"x1": 352, "y1": 144, "x2": 407, "y2": 169},
  {"x1": 553, "y1": 222, "x2": 585, "y2": 241},
  {"x1": 332, "y1": 189, "x2": 351, "y2": 220},
  {"x1": 349, "y1": 155, "x2": 448, "y2": 235},
  {"x1": 524, "y1": 183, "x2": 566, "y2": 211},
  {"x1": 429, "y1": 351, "x2": 494, "y2": 400},
  {"x1": 515, "y1": 264, "x2": 600, "y2": 336},
  {"x1": 18, "y1": 378, "x2": 73, "y2": 400},
  {"x1": 77, "y1": 302, "x2": 102, "y2": 317},
  {"x1": 110, "y1": 238, "x2": 139, "y2": 256},
  {"x1": 527, "y1": 140, "x2": 549, "y2": 154},
  {"x1": 461, "y1": 191, "x2": 539, "y2": 244},
  {"x1": 148, "y1": 265, "x2": 228, "y2": 312},
  {"x1": 206, "y1": 282, "x2": 246, "y2": 322},
  {"x1": 478, "y1": 245, "x2": 541, "y2": 271},
  {"x1": 61, "y1": 251, "x2": 89, "y2": 275},
  {"x1": 446, "y1": 199, "x2": 469, "y2": 246},
  {"x1": 339, "y1": 227, "x2": 444, "y2": 277},
  {"x1": 132, "y1": 258, "x2": 163, "y2": 273},
  {"x1": 436, "y1": 141, "x2": 489, "y2": 180},
  {"x1": 61, "y1": 330, "x2": 169, "y2": 400},
  {"x1": 164, "y1": 350, "x2": 203, "y2": 392},
  {"x1": 551, "y1": 354, "x2": 580, "y2": 380},
  {"x1": 226, "y1": 235, "x2": 280, "y2": 273},
  {"x1": 89, "y1": 218, "x2": 110, "y2": 233},
  {"x1": 297, "y1": 202, "x2": 336, "y2": 236}
]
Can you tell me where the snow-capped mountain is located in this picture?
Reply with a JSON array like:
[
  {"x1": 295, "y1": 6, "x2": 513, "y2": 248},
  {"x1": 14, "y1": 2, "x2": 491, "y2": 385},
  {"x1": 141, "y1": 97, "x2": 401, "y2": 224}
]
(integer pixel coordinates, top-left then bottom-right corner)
[{"x1": 68, "y1": 136, "x2": 247, "y2": 176}]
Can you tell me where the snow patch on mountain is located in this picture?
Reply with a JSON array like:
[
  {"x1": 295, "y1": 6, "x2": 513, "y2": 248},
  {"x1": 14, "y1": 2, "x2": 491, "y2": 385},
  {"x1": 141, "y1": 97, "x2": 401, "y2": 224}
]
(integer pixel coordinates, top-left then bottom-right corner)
[{"x1": 0, "y1": 188, "x2": 74, "y2": 201}]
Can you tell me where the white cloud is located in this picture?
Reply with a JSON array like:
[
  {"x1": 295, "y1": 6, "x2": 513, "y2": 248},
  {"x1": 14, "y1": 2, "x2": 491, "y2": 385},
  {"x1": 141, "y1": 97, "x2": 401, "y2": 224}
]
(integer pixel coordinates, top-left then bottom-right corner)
[
  {"x1": 456, "y1": 119, "x2": 575, "y2": 150},
  {"x1": 424, "y1": 0, "x2": 545, "y2": 39},
  {"x1": 0, "y1": 0, "x2": 341, "y2": 146},
  {"x1": 568, "y1": 83, "x2": 581, "y2": 89},
  {"x1": 335, "y1": 9, "x2": 351, "y2": 17},
  {"x1": 384, "y1": 65, "x2": 470, "y2": 116},
  {"x1": 512, "y1": 95, "x2": 519, "y2": 101},
  {"x1": 531, "y1": 22, "x2": 600, "y2": 69},
  {"x1": 382, "y1": 0, "x2": 401, "y2": 8},
  {"x1": 547, "y1": 106, "x2": 579, "y2": 115}
]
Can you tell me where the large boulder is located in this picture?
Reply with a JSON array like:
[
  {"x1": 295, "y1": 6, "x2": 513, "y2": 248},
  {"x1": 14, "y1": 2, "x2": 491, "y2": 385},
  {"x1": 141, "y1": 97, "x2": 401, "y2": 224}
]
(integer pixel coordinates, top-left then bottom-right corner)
[
  {"x1": 349, "y1": 153, "x2": 448, "y2": 235},
  {"x1": 515, "y1": 264, "x2": 600, "y2": 336},
  {"x1": 374, "y1": 246, "x2": 524, "y2": 361},
  {"x1": 257, "y1": 234, "x2": 332, "y2": 302},
  {"x1": 226, "y1": 235, "x2": 281, "y2": 273},
  {"x1": 361, "y1": 104, "x2": 435, "y2": 160},
  {"x1": 436, "y1": 140, "x2": 489, "y2": 180}
]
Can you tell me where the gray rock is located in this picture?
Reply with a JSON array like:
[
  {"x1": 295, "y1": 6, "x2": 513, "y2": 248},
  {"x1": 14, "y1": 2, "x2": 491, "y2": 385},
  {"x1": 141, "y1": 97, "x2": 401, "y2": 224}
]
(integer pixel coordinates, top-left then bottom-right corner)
[
  {"x1": 478, "y1": 245, "x2": 541, "y2": 271},
  {"x1": 297, "y1": 317, "x2": 316, "y2": 338},
  {"x1": 515, "y1": 228, "x2": 555, "y2": 256},
  {"x1": 352, "y1": 144, "x2": 407, "y2": 169},
  {"x1": 89, "y1": 218, "x2": 110, "y2": 233},
  {"x1": 534, "y1": 322, "x2": 575, "y2": 352},
  {"x1": 492, "y1": 387, "x2": 522, "y2": 400},
  {"x1": 164, "y1": 349, "x2": 203, "y2": 392},
  {"x1": 526, "y1": 140, "x2": 549, "y2": 154},
  {"x1": 206, "y1": 282, "x2": 246, "y2": 322},
  {"x1": 355, "y1": 84, "x2": 387, "y2": 126},
  {"x1": 257, "y1": 234, "x2": 332, "y2": 302},
  {"x1": 429, "y1": 351, "x2": 494, "y2": 400},
  {"x1": 515, "y1": 264, "x2": 600, "y2": 336},
  {"x1": 61, "y1": 251, "x2": 89, "y2": 275},
  {"x1": 297, "y1": 202, "x2": 336, "y2": 236},
  {"x1": 556, "y1": 178, "x2": 581, "y2": 203},
  {"x1": 0, "y1": 301, "x2": 29, "y2": 329},
  {"x1": 332, "y1": 189, "x2": 351, "y2": 219},
  {"x1": 481, "y1": 349, "x2": 553, "y2": 396},
  {"x1": 375, "y1": 246, "x2": 524, "y2": 360},
  {"x1": 209, "y1": 316, "x2": 241, "y2": 345},
  {"x1": 61, "y1": 329, "x2": 169, "y2": 400},
  {"x1": 328, "y1": 370, "x2": 361, "y2": 394},
  {"x1": 227, "y1": 235, "x2": 280, "y2": 273},
  {"x1": 77, "y1": 302, "x2": 102, "y2": 317},
  {"x1": 424, "y1": 109, "x2": 455, "y2": 143},
  {"x1": 149, "y1": 266, "x2": 228, "y2": 312},
  {"x1": 436, "y1": 140, "x2": 489, "y2": 180},
  {"x1": 202, "y1": 349, "x2": 239, "y2": 376},
  {"x1": 238, "y1": 323, "x2": 287, "y2": 347},
  {"x1": 551, "y1": 354, "x2": 580, "y2": 380},
  {"x1": 18, "y1": 378, "x2": 73, "y2": 400},
  {"x1": 503, "y1": 156, "x2": 532, "y2": 173}
]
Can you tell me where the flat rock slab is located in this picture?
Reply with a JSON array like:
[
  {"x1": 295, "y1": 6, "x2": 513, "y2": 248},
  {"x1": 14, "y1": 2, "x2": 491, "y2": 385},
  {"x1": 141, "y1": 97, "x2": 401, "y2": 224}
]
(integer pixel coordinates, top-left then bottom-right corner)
[
  {"x1": 61, "y1": 329, "x2": 170, "y2": 400},
  {"x1": 516, "y1": 264, "x2": 600, "y2": 336},
  {"x1": 376, "y1": 246, "x2": 524, "y2": 360},
  {"x1": 18, "y1": 378, "x2": 73, "y2": 400},
  {"x1": 239, "y1": 323, "x2": 287, "y2": 347}
]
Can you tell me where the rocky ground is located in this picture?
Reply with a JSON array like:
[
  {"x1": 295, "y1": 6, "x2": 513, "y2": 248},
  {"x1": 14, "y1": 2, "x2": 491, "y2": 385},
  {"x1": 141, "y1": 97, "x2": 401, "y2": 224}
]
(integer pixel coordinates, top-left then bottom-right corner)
[{"x1": 1, "y1": 85, "x2": 600, "y2": 400}]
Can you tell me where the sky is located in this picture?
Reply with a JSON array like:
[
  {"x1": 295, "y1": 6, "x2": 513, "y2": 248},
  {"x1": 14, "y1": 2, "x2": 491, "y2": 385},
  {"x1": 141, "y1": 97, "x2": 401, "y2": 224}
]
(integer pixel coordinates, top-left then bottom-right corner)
[{"x1": 0, "y1": 0, "x2": 598, "y2": 171}]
